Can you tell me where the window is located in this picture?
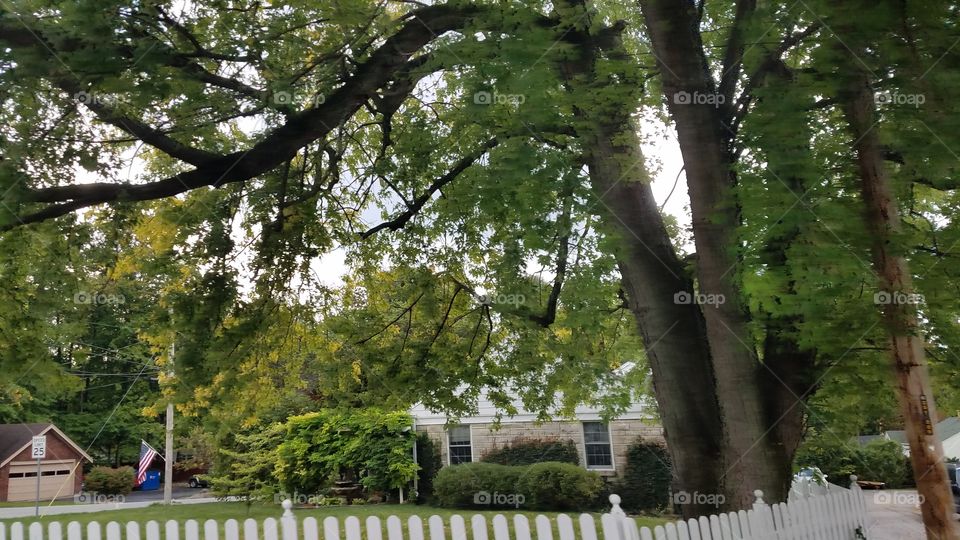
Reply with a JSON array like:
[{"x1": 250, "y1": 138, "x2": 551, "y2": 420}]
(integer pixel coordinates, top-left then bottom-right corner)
[
  {"x1": 448, "y1": 425, "x2": 472, "y2": 464},
  {"x1": 583, "y1": 422, "x2": 613, "y2": 469}
]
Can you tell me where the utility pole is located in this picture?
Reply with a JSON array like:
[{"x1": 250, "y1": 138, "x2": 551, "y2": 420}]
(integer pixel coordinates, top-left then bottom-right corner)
[
  {"x1": 163, "y1": 326, "x2": 175, "y2": 505},
  {"x1": 842, "y1": 69, "x2": 958, "y2": 539}
]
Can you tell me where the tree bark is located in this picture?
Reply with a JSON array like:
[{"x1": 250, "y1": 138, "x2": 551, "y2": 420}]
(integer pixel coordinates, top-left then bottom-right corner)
[
  {"x1": 842, "y1": 71, "x2": 960, "y2": 540},
  {"x1": 584, "y1": 118, "x2": 726, "y2": 518},
  {"x1": 553, "y1": 2, "x2": 724, "y2": 517},
  {"x1": 638, "y1": 0, "x2": 794, "y2": 507}
]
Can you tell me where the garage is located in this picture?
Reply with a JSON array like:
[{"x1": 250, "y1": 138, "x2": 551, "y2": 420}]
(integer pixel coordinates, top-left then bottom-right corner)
[
  {"x1": 0, "y1": 424, "x2": 91, "y2": 502},
  {"x1": 6, "y1": 460, "x2": 78, "y2": 502}
]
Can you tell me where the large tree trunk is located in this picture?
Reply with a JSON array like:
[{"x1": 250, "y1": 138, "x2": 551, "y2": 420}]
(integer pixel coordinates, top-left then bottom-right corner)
[
  {"x1": 842, "y1": 71, "x2": 960, "y2": 540},
  {"x1": 637, "y1": 0, "x2": 795, "y2": 507},
  {"x1": 585, "y1": 118, "x2": 726, "y2": 518},
  {"x1": 552, "y1": 2, "x2": 724, "y2": 517}
]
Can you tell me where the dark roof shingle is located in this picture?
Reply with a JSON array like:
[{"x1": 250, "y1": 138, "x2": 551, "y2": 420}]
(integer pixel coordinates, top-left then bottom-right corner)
[{"x1": 0, "y1": 423, "x2": 52, "y2": 462}]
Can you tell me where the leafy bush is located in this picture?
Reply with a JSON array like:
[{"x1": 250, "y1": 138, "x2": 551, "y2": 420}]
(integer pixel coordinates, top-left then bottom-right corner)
[
  {"x1": 276, "y1": 409, "x2": 417, "y2": 494},
  {"x1": 414, "y1": 433, "x2": 442, "y2": 504},
  {"x1": 795, "y1": 434, "x2": 858, "y2": 482},
  {"x1": 516, "y1": 462, "x2": 603, "y2": 511},
  {"x1": 212, "y1": 422, "x2": 285, "y2": 502},
  {"x1": 84, "y1": 466, "x2": 135, "y2": 495},
  {"x1": 433, "y1": 462, "x2": 601, "y2": 511},
  {"x1": 859, "y1": 439, "x2": 909, "y2": 487},
  {"x1": 615, "y1": 439, "x2": 672, "y2": 512},
  {"x1": 480, "y1": 438, "x2": 579, "y2": 466},
  {"x1": 433, "y1": 462, "x2": 522, "y2": 508},
  {"x1": 795, "y1": 434, "x2": 911, "y2": 487}
]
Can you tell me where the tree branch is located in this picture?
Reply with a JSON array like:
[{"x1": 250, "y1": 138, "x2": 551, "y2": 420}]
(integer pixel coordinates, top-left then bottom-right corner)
[{"x1": 359, "y1": 137, "x2": 499, "y2": 239}]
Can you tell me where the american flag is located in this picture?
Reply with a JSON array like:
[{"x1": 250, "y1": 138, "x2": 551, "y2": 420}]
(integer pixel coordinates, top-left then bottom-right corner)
[{"x1": 136, "y1": 440, "x2": 160, "y2": 485}]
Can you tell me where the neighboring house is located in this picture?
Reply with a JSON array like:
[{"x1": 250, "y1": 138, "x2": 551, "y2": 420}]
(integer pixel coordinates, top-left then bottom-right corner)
[
  {"x1": 410, "y1": 393, "x2": 662, "y2": 478},
  {"x1": 857, "y1": 417, "x2": 960, "y2": 459},
  {"x1": 0, "y1": 423, "x2": 92, "y2": 502}
]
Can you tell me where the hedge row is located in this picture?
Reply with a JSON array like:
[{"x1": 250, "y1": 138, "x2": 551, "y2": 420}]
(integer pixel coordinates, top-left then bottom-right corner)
[
  {"x1": 480, "y1": 438, "x2": 580, "y2": 466},
  {"x1": 433, "y1": 462, "x2": 602, "y2": 511}
]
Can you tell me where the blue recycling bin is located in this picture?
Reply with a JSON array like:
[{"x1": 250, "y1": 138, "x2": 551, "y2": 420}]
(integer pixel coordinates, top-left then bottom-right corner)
[{"x1": 140, "y1": 470, "x2": 161, "y2": 490}]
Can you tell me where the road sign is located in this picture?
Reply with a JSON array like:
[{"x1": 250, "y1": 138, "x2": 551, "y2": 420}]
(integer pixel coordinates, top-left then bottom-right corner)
[{"x1": 31, "y1": 435, "x2": 46, "y2": 459}]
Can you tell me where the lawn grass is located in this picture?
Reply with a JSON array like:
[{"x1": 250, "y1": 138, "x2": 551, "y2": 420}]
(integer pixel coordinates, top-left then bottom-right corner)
[{"x1": 0, "y1": 502, "x2": 671, "y2": 538}]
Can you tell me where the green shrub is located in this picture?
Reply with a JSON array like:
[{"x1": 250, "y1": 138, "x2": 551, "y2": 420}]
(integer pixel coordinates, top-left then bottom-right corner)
[
  {"x1": 84, "y1": 466, "x2": 135, "y2": 495},
  {"x1": 433, "y1": 463, "x2": 522, "y2": 508},
  {"x1": 795, "y1": 435, "x2": 911, "y2": 488},
  {"x1": 859, "y1": 439, "x2": 908, "y2": 487},
  {"x1": 516, "y1": 462, "x2": 603, "y2": 511},
  {"x1": 795, "y1": 434, "x2": 858, "y2": 482},
  {"x1": 414, "y1": 433, "x2": 442, "y2": 505},
  {"x1": 480, "y1": 438, "x2": 579, "y2": 466},
  {"x1": 615, "y1": 439, "x2": 672, "y2": 512},
  {"x1": 433, "y1": 461, "x2": 601, "y2": 511}
]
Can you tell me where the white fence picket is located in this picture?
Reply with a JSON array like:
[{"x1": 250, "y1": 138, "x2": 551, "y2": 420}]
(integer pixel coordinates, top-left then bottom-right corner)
[
  {"x1": 408, "y1": 516, "x2": 425, "y2": 540},
  {"x1": 67, "y1": 522, "x2": 82, "y2": 540},
  {"x1": 555, "y1": 514, "x2": 575, "y2": 540},
  {"x1": 88, "y1": 521, "x2": 102, "y2": 540},
  {"x1": 491, "y1": 515, "x2": 510, "y2": 540},
  {"x1": 146, "y1": 522, "x2": 160, "y2": 540},
  {"x1": 578, "y1": 514, "x2": 598, "y2": 540},
  {"x1": 106, "y1": 522, "x2": 121, "y2": 540},
  {"x1": 48, "y1": 522, "x2": 63, "y2": 540},
  {"x1": 322, "y1": 517, "x2": 339, "y2": 540},
  {"x1": 428, "y1": 515, "x2": 445, "y2": 540},
  {"x1": 185, "y1": 520, "x2": 200, "y2": 540},
  {"x1": 301, "y1": 519, "x2": 319, "y2": 540},
  {"x1": 470, "y1": 514, "x2": 488, "y2": 540},
  {"x1": 29, "y1": 523, "x2": 43, "y2": 540},
  {"x1": 385, "y1": 516, "x2": 402, "y2": 540},
  {"x1": 243, "y1": 519, "x2": 259, "y2": 540},
  {"x1": 343, "y1": 517, "x2": 361, "y2": 540},
  {"x1": 513, "y1": 515, "x2": 531, "y2": 540},
  {"x1": 534, "y1": 515, "x2": 552, "y2": 540},
  {"x1": 263, "y1": 518, "x2": 279, "y2": 540},
  {"x1": 362, "y1": 517, "x2": 379, "y2": 540},
  {"x1": 125, "y1": 522, "x2": 140, "y2": 540},
  {"x1": 204, "y1": 520, "x2": 218, "y2": 540},
  {"x1": 224, "y1": 520, "x2": 239, "y2": 540},
  {"x1": 449, "y1": 515, "x2": 467, "y2": 540}
]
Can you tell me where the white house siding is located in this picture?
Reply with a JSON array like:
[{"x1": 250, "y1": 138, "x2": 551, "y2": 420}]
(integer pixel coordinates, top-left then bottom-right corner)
[{"x1": 942, "y1": 434, "x2": 960, "y2": 461}]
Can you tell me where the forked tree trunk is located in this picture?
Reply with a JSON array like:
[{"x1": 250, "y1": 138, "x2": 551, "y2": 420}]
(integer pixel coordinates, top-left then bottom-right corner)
[
  {"x1": 553, "y1": 8, "x2": 725, "y2": 516},
  {"x1": 584, "y1": 116, "x2": 726, "y2": 518},
  {"x1": 842, "y1": 72, "x2": 960, "y2": 540},
  {"x1": 637, "y1": 0, "x2": 795, "y2": 507}
]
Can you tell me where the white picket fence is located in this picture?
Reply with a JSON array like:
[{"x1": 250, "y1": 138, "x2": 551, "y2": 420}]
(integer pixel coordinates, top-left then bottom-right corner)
[{"x1": 0, "y1": 488, "x2": 870, "y2": 540}]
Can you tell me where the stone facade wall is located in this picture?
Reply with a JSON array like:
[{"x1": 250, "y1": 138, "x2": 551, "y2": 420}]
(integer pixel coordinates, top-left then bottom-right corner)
[{"x1": 416, "y1": 420, "x2": 663, "y2": 478}]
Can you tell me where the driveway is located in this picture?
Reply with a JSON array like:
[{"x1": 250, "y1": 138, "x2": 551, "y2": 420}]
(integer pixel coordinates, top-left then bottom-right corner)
[{"x1": 863, "y1": 489, "x2": 960, "y2": 540}]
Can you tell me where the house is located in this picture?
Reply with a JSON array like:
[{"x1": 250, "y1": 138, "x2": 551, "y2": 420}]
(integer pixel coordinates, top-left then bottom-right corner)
[
  {"x1": 0, "y1": 423, "x2": 92, "y2": 502},
  {"x1": 857, "y1": 417, "x2": 960, "y2": 459},
  {"x1": 410, "y1": 392, "x2": 662, "y2": 478}
]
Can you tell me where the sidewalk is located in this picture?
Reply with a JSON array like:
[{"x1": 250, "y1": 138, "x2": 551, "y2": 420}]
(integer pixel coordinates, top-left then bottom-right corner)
[{"x1": 0, "y1": 496, "x2": 233, "y2": 520}]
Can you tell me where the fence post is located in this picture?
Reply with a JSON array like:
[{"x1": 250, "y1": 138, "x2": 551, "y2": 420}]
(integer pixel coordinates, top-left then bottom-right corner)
[
  {"x1": 748, "y1": 490, "x2": 776, "y2": 539},
  {"x1": 281, "y1": 499, "x2": 297, "y2": 540},
  {"x1": 606, "y1": 494, "x2": 636, "y2": 540}
]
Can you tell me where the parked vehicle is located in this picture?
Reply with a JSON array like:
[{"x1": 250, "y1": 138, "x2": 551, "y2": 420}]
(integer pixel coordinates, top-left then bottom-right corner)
[
  {"x1": 188, "y1": 474, "x2": 210, "y2": 488},
  {"x1": 947, "y1": 463, "x2": 960, "y2": 512}
]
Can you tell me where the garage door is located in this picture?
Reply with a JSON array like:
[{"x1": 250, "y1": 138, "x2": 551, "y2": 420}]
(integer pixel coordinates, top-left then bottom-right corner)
[{"x1": 7, "y1": 461, "x2": 77, "y2": 502}]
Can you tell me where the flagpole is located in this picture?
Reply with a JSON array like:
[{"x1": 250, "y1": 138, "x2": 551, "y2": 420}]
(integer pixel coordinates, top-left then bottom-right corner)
[{"x1": 163, "y1": 325, "x2": 174, "y2": 505}]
